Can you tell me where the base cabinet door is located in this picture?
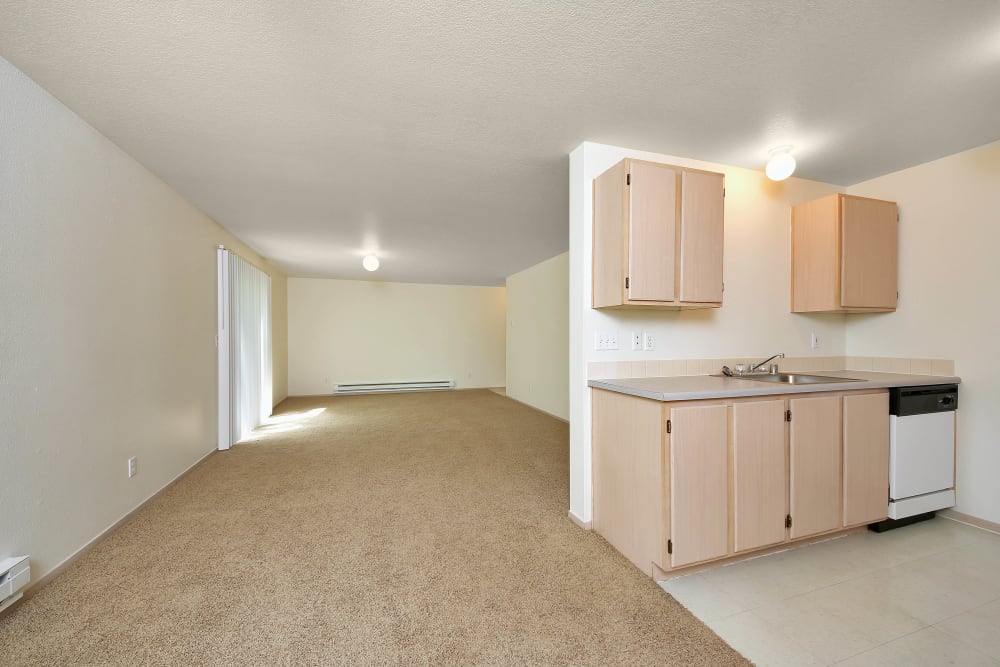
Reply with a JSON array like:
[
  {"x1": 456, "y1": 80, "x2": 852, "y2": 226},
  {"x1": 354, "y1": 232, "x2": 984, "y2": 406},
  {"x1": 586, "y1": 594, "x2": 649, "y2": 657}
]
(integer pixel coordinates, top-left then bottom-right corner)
[
  {"x1": 668, "y1": 404, "x2": 729, "y2": 567},
  {"x1": 843, "y1": 392, "x2": 890, "y2": 526},
  {"x1": 789, "y1": 395, "x2": 842, "y2": 539},
  {"x1": 733, "y1": 400, "x2": 788, "y2": 552}
]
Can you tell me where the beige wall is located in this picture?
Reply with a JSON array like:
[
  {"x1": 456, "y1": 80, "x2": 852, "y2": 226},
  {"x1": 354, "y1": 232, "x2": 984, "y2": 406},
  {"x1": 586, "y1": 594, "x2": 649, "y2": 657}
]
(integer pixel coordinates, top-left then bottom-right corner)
[
  {"x1": 270, "y1": 270, "x2": 289, "y2": 405},
  {"x1": 287, "y1": 278, "x2": 505, "y2": 396},
  {"x1": 506, "y1": 252, "x2": 569, "y2": 420},
  {"x1": 568, "y1": 142, "x2": 845, "y2": 523},
  {"x1": 0, "y1": 57, "x2": 288, "y2": 582},
  {"x1": 846, "y1": 140, "x2": 1000, "y2": 524}
]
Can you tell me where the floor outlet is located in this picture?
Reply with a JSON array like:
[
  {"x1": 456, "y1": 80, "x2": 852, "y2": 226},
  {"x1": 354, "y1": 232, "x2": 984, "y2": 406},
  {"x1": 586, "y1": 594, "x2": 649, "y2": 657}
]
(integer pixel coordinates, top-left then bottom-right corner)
[
  {"x1": 128, "y1": 457, "x2": 137, "y2": 478},
  {"x1": 631, "y1": 332, "x2": 642, "y2": 351}
]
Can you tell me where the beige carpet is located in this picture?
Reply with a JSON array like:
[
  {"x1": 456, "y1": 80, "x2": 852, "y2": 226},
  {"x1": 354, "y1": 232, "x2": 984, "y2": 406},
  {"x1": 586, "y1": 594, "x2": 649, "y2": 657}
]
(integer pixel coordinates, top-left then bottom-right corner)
[{"x1": 0, "y1": 390, "x2": 748, "y2": 665}]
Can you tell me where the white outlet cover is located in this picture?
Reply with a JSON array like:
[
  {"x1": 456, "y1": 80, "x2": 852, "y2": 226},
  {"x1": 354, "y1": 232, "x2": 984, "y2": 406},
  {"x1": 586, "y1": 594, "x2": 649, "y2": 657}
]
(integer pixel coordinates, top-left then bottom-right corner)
[
  {"x1": 811, "y1": 333, "x2": 820, "y2": 349},
  {"x1": 631, "y1": 332, "x2": 642, "y2": 350},
  {"x1": 643, "y1": 332, "x2": 655, "y2": 351},
  {"x1": 128, "y1": 457, "x2": 137, "y2": 478}
]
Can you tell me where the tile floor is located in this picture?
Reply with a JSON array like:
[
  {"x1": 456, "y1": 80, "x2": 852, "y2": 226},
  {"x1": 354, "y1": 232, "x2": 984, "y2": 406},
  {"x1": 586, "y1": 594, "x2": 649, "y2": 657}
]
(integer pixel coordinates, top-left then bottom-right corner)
[{"x1": 660, "y1": 518, "x2": 1000, "y2": 666}]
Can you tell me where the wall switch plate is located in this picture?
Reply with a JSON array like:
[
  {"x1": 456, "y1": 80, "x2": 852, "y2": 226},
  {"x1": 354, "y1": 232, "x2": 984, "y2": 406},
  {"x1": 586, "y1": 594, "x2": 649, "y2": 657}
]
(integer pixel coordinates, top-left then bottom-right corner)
[
  {"x1": 594, "y1": 332, "x2": 619, "y2": 351},
  {"x1": 128, "y1": 457, "x2": 137, "y2": 478},
  {"x1": 643, "y1": 332, "x2": 655, "y2": 351},
  {"x1": 811, "y1": 333, "x2": 820, "y2": 349},
  {"x1": 631, "y1": 332, "x2": 642, "y2": 351}
]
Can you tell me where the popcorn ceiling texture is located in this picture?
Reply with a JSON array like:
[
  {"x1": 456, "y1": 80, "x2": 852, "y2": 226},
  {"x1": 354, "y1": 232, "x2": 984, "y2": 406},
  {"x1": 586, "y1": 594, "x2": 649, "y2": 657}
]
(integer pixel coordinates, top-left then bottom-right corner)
[{"x1": 1, "y1": 2, "x2": 999, "y2": 284}]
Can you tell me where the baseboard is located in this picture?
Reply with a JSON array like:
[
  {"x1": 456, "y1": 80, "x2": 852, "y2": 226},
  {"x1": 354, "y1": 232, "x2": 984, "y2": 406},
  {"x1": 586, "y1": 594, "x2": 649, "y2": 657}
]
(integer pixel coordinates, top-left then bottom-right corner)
[
  {"x1": 0, "y1": 447, "x2": 217, "y2": 619},
  {"x1": 939, "y1": 509, "x2": 1000, "y2": 534},
  {"x1": 567, "y1": 510, "x2": 592, "y2": 530},
  {"x1": 502, "y1": 394, "x2": 569, "y2": 424}
]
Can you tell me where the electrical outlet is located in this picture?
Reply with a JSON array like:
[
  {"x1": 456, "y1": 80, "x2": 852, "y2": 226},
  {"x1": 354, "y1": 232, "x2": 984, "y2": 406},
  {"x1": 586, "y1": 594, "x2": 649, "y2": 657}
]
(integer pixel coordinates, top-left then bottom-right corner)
[
  {"x1": 594, "y1": 332, "x2": 619, "y2": 351},
  {"x1": 127, "y1": 456, "x2": 137, "y2": 478},
  {"x1": 631, "y1": 331, "x2": 642, "y2": 351},
  {"x1": 811, "y1": 332, "x2": 820, "y2": 349},
  {"x1": 643, "y1": 332, "x2": 655, "y2": 351}
]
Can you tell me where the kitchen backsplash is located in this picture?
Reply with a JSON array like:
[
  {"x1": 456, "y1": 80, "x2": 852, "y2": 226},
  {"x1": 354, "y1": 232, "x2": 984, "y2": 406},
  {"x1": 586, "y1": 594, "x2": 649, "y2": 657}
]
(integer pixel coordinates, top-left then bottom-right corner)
[{"x1": 588, "y1": 356, "x2": 956, "y2": 379}]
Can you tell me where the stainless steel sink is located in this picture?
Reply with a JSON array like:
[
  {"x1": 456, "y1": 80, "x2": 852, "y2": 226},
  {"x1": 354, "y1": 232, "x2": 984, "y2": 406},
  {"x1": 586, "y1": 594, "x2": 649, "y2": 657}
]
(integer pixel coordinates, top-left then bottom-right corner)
[{"x1": 730, "y1": 373, "x2": 862, "y2": 385}]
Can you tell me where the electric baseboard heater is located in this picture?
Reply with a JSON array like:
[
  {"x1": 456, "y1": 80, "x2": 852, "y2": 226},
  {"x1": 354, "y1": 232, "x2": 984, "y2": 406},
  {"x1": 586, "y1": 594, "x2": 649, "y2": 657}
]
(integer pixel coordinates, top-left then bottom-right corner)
[
  {"x1": 0, "y1": 556, "x2": 30, "y2": 613},
  {"x1": 332, "y1": 380, "x2": 455, "y2": 395}
]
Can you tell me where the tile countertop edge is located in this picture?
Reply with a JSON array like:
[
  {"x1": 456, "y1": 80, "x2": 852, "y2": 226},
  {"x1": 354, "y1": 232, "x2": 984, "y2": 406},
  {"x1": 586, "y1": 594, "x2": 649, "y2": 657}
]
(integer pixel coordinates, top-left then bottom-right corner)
[{"x1": 587, "y1": 372, "x2": 961, "y2": 402}]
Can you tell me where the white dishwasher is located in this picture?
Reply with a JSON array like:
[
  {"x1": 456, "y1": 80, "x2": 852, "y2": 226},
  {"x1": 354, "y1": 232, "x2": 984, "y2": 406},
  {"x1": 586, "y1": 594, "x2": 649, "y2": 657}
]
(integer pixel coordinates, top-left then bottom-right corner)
[{"x1": 877, "y1": 384, "x2": 958, "y2": 530}]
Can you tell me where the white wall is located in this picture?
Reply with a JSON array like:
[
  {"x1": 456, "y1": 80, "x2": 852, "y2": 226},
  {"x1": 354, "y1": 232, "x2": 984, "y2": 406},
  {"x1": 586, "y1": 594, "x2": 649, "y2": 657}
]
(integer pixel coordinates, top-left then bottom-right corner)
[
  {"x1": 846, "y1": 140, "x2": 1000, "y2": 524},
  {"x1": 0, "y1": 57, "x2": 288, "y2": 582},
  {"x1": 287, "y1": 278, "x2": 505, "y2": 395},
  {"x1": 569, "y1": 142, "x2": 845, "y2": 524},
  {"x1": 506, "y1": 252, "x2": 569, "y2": 420}
]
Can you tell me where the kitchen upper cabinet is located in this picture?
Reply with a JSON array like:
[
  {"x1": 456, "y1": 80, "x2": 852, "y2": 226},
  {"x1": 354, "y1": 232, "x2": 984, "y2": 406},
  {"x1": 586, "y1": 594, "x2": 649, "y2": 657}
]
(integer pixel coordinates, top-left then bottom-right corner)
[
  {"x1": 843, "y1": 391, "x2": 890, "y2": 526},
  {"x1": 732, "y1": 400, "x2": 788, "y2": 553},
  {"x1": 788, "y1": 395, "x2": 842, "y2": 539},
  {"x1": 592, "y1": 158, "x2": 725, "y2": 310},
  {"x1": 668, "y1": 404, "x2": 729, "y2": 568},
  {"x1": 791, "y1": 194, "x2": 898, "y2": 312}
]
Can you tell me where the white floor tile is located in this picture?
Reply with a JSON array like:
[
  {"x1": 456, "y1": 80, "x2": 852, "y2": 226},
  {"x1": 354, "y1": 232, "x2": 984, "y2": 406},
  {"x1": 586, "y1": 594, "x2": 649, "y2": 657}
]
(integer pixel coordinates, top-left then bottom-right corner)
[
  {"x1": 750, "y1": 579, "x2": 924, "y2": 664},
  {"x1": 836, "y1": 626, "x2": 999, "y2": 666},
  {"x1": 659, "y1": 572, "x2": 747, "y2": 621},
  {"x1": 658, "y1": 518, "x2": 1000, "y2": 666},
  {"x1": 708, "y1": 609, "x2": 826, "y2": 667},
  {"x1": 935, "y1": 599, "x2": 1000, "y2": 661}
]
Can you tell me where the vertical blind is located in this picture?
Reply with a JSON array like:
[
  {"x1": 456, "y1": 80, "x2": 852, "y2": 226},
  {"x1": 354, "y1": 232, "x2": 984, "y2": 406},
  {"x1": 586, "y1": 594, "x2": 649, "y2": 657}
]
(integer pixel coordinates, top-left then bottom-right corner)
[{"x1": 218, "y1": 248, "x2": 272, "y2": 449}]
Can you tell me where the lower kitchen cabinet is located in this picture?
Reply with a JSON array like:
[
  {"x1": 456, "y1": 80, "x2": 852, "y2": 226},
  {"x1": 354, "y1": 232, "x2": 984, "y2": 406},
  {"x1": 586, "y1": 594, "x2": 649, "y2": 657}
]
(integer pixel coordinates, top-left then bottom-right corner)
[
  {"x1": 732, "y1": 399, "x2": 787, "y2": 552},
  {"x1": 843, "y1": 392, "x2": 891, "y2": 526},
  {"x1": 668, "y1": 404, "x2": 729, "y2": 567},
  {"x1": 788, "y1": 395, "x2": 842, "y2": 539},
  {"x1": 591, "y1": 387, "x2": 890, "y2": 577}
]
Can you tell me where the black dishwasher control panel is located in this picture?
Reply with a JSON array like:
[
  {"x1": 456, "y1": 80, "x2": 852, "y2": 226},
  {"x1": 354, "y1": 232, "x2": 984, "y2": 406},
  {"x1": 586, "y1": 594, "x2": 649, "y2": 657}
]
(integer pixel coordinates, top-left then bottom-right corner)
[{"x1": 889, "y1": 384, "x2": 958, "y2": 417}]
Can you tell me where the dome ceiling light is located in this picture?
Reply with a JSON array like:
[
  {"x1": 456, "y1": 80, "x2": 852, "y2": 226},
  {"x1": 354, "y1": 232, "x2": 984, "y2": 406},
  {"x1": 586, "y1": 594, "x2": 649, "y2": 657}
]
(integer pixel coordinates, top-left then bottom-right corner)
[{"x1": 765, "y1": 146, "x2": 796, "y2": 181}]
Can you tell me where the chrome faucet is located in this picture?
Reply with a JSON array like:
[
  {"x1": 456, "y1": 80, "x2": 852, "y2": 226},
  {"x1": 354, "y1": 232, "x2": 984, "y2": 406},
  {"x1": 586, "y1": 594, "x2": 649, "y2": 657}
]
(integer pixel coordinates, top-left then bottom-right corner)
[{"x1": 750, "y1": 352, "x2": 785, "y2": 374}]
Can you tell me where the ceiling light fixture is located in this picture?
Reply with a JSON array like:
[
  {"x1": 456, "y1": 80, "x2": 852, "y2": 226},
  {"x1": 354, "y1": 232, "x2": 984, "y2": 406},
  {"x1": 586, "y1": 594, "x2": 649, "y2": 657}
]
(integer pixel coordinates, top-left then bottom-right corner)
[
  {"x1": 765, "y1": 146, "x2": 796, "y2": 181},
  {"x1": 362, "y1": 255, "x2": 380, "y2": 271}
]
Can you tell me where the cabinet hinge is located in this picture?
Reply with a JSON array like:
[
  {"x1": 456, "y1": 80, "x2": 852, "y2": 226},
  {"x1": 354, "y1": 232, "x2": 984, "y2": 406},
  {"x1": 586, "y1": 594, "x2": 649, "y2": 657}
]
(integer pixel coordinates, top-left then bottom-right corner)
[
  {"x1": 785, "y1": 409, "x2": 792, "y2": 422},
  {"x1": 785, "y1": 514, "x2": 792, "y2": 529},
  {"x1": 626, "y1": 173, "x2": 631, "y2": 186},
  {"x1": 625, "y1": 277, "x2": 630, "y2": 289},
  {"x1": 667, "y1": 539, "x2": 673, "y2": 554},
  {"x1": 666, "y1": 419, "x2": 672, "y2": 434}
]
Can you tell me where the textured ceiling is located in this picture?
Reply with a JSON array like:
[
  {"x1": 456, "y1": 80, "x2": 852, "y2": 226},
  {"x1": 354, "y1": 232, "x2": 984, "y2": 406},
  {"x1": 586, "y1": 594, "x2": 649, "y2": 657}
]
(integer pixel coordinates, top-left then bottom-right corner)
[{"x1": 2, "y1": 1, "x2": 999, "y2": 285}]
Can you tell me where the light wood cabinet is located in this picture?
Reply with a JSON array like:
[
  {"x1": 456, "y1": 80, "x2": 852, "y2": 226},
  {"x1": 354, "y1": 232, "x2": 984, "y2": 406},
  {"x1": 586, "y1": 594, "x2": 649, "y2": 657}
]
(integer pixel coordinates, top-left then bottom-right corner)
[
  {"x1": 592, "y1": 158, "x2": 724, "y2": 310},
  {"x1": 732, "y1": 399, "x2": 787, "y2": 553},
  {"x1": 788, "y1": 395, "x2": 842, "y2": 539},
  {"x1": 591, "y1": 388, "x2": 890, "y2": 577},
  {"x1": 791, "y1": 194, "x2": 898, "y2": 312},
  {"x1": 843, "y1": 392, "x2": 890, "y2": 526},
  {"x1": 668, "y1": 404, "x2": 730, "y2": 567}
]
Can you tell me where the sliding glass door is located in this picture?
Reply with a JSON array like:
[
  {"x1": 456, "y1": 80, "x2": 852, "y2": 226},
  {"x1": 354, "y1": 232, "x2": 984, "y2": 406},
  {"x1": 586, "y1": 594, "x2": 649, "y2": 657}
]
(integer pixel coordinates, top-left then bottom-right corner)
[{"x1": 217, "y1": 247, "x2": 272, "y2": 450}]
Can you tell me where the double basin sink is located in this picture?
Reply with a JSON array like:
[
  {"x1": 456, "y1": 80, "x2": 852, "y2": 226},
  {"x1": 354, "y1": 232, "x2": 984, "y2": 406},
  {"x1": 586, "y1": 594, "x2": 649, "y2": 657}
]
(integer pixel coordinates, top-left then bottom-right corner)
[{"x1": 722, "y1": 372, "x2": 863, "y2": 385}]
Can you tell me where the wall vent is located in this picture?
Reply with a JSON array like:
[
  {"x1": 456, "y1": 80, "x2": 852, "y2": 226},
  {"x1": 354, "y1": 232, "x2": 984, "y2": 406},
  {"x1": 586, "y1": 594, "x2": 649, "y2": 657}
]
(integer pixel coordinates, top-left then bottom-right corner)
[
  {"x1": 0, "y1": 556, "x2": 30, "y2": 613},
  {"x1": 332, "y1": 380, "x2": 455, "y2": 395}
]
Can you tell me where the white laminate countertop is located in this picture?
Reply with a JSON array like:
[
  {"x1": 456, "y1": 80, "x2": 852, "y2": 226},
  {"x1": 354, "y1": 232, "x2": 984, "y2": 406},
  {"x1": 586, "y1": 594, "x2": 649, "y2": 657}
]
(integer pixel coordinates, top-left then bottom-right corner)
[{"x1": 587, "y1": 371, "x2": 961, "y2": 402}]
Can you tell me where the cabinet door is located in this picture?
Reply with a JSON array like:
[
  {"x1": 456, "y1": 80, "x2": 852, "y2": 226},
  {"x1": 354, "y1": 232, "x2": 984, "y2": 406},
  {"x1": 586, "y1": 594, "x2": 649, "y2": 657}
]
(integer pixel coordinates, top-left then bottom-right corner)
[
  {"x1": 791, "y1": 194, "x2": 841, "y2": 312},
  {"x1": 627, "y1": 161, "x2": 677, "y2": 302},
  {"x1": 679, "y1": 170, "x2": 725, "y2": 303},
  {"x1": 843, "y1": 392, "x2": 890, "y2": 526},
  {"x1": 841, "y1": 196, "x2": 898, "y2": 309},
  {"x1": 789, "y1": 395, "x2": 841, "y2": 539},
  {"x1": 733, "y1": 400, "x2": 787, "y2": 552},
  {"x1": 669, "y1": 404, "x2": 729, "y2": 568}
]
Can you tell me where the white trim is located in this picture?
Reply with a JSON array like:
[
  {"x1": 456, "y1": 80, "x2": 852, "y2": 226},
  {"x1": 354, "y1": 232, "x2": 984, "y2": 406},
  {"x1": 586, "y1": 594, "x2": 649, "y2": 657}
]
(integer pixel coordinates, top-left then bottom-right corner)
[{"x1": 217, "y1": 247, "x2": 231, "y2": 451}]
